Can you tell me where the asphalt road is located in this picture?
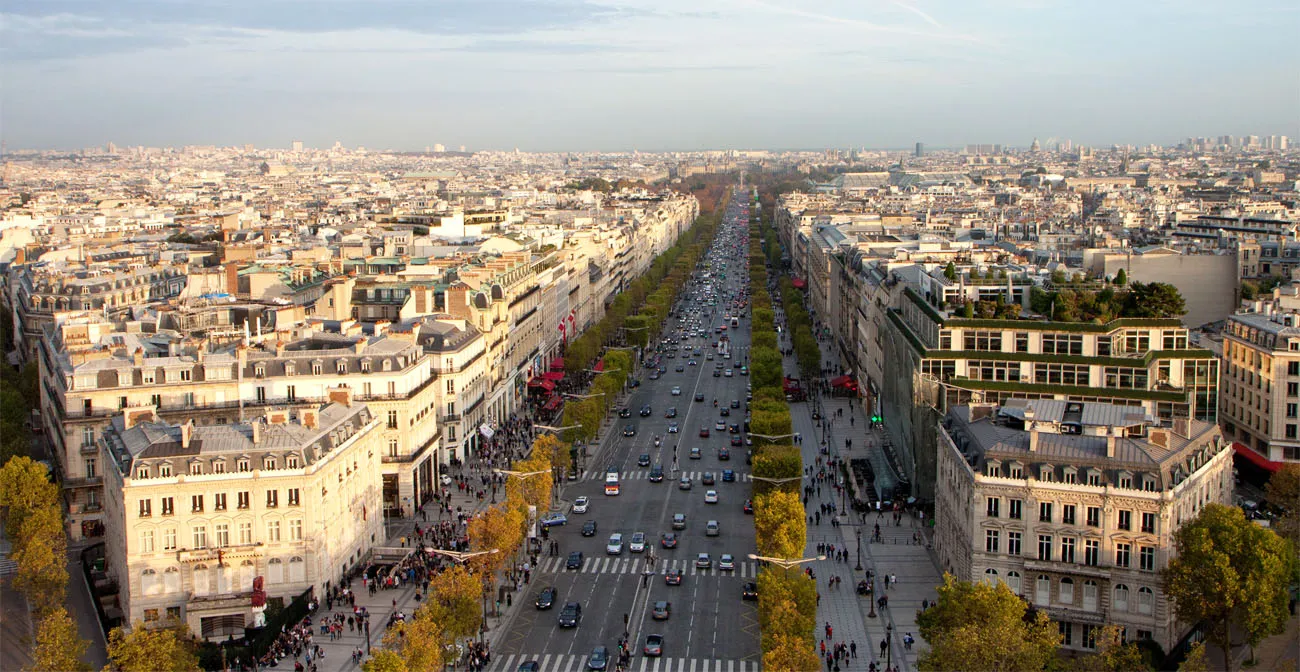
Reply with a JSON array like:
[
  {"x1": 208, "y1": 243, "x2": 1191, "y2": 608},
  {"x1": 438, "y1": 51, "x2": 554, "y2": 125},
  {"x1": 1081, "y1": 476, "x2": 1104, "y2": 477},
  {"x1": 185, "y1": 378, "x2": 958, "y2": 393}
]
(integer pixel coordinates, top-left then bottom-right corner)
[{"x1": 493, "y1": 196, "x2": 759, "y2": 672}]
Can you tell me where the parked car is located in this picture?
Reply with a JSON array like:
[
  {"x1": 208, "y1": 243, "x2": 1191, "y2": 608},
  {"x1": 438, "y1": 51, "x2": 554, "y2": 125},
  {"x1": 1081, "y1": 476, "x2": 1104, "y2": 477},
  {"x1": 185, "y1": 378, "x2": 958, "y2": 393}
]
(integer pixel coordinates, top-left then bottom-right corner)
[{"x1": 541, "y1": 513, "x2": 567, "y2": 527}]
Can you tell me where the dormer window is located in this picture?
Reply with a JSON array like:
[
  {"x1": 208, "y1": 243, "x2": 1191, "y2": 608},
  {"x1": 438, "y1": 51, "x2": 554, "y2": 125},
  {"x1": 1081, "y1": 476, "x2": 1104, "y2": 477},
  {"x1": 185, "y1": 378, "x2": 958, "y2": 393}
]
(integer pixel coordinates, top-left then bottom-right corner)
[
  {"x1": 1085, "y1": 469, "x2": 1102, "y2": 487},
  {"x1": 382, "y1": 359, "x2": 392, "y2": 372},
  {"x1": 1118, "y1": 471, "x2": 1133, "y2": 489},
  {"x1": 237, "y1": 458, "x2": 251, "y2": 473},
  {"x1": 1008, "y1": 462, "x2": 1024, "y2": 479},
  {"x1": 136, "y1": 466, "x2": 149, "y2": 479},
  {"x1": 286, "y1": 455, "x2": 300, "y2": 469},
  {"x1": 1039, "y1": 465, "x2": 1054, "y2": 482},
  {"x1": 142, "y1": 371, "x2": 155, "y2": 384},
  {"x1": 311, "y1": 361, "x2": 323, "y2": 376},
  {"x1": 255, "y1": 364, "x2": 266, "y2": 378},
  {"x1": 189, "y1": 462, "x2": 202, "y2": 476},
  {"x1": 158, "y1": 464, "x2": 172, "y2": 478},
  {"x1": 284, "y1": 362, "x2": 296, "y2": 376},
  {"x1": 263, "y1": 457, "x2": 276, "y2": 470},
  {"x1": 1143, "y1": 476, "x2": 1158, "y2": 492},
  {"x1": 1063, "y1": 467, "x2": 1078, "y2": 485},
  {"x1": 336, "y1": 361, "x2": 347, "y2": 374},
  {"x1": 985, "y1": 460, "x2": 1002, "y2": 477},
  {"x1": 212, "y1": 460, "x2": 226, "y2": 474},
  {"x1": 361, "y1": 359, "x2": 372, "y2": 373}
]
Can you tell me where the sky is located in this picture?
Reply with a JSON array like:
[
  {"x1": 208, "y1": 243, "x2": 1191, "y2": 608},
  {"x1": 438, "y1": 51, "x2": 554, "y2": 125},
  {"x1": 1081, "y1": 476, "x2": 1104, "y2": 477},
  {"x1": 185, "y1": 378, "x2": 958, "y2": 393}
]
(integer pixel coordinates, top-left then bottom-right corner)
[{"x1": 2, "y1": 0, "x2": 1298, "y2": 152}]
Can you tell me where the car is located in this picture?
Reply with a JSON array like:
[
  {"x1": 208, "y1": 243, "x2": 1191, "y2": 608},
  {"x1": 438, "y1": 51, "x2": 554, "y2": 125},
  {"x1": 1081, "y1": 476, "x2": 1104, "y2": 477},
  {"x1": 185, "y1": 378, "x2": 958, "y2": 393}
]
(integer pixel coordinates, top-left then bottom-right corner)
[
  {"x1": 664, "y1": 407, "x2": 678, "y2": 418},
  {"x1": 740, "y1": 366, "x2": 749, "y2": 376},
  {"x1": 719, "y1": 554, "x2": 735, "y2": 571},
  {"x1": 643, "y1": 634, "x2": 665, "y2": 658},
  {"x1": 566, "y1": 551, "x2": 584, "y2": 569},
  {"x1": 700, "y1": 427, "x2": 711, "y2": 438},
  {"x1": 579, "y1": 519, "x2": 598, "y2": 537},
  {"x1": 725, "y1": 369, "x2": 733, "y2": 377},
  {"x1": 742, "y1": 582, "x2": 758, "y2": 600},
  {"x1": 718, "y1": 447, "x2": 730, "y2": 460},
  {"x1": 706, "y1": 353, "x2": 714, "y2": 360},
  {"x1": 619, "y1": 407, "x2": 632, "y2": 418},
  {"x1": 667, "y1": 422, "x2": 679, "y2": 434},
  {"x1": 743, "y1": 499, "x2": 753, "y2": 514},
  {"x1": 675, "y1": 365, "x2": 685, "y2": 372},
  {"x1": 541, "y1": 512, "x2": 567, "y2": 527},
  {"x1": 558, "y1": 602, "x2": 582, "y2": 627},
  {"x1": 730, "y1": 435, "x2": 743, "y2": 446},
  {"x1": 630, "y1": 532, "x2": 647, "y2": 553},
  {"x1": 706, "y1": 520, "x2": 720, "y2": 536},
  {"x1": 705, "y1": 490, "x2": 719, "y2": 504},
  {"x1": 696, "y1": 553, "x2": 712, "y2": 569},
  {"x1": 702, "y1": 472, "x2": 716, "y2": 485},
  {"x1": 661, "y1": 532, "x2": 678, "y2": 548},
  {"x1": 649, "y1": 372, "x2": 660, "y2": 380},
  {"x1": 687, "y1": 359, "x2": 696, "y2": 366},
  {"x1": 678, "y1": 475, "x2": 692, "y2": 490},
  {"x1": 665, "y1": 569, "x2": 683, "y2": 585},
  {"x1": 713, "y1": 370, "x2": 721, "y2": 377},
  {"x1": 518, "y1": 662, "x2": 541, "y2": 672},
  {"x1": 729, "y1": 424, "x2": 741, "y2": 434},
  {"x1": 672, "y1": 513, "x2": 687, "y2": 529},
  {"x1": 573, "y1": 497, "x2": 589, "y2": 514},
  {"x1": 671, "y1": 386, "x2": 682, "y2": 396},
  {"x1": 715, "y1": 420, "x2": 726, "y2": 431},
  {"x1": 535, "y1": 586, "x2": 557, "y2": 610},
  {"x1": 440, "y1": 473, "x2": 453, "y2": 486},
  {"x1": 649, "y1": 466, "x2": 664, "y2": 482},
  {"x1": 588, "y1": 646, "x2": 608, "y2": 670},
  {"x1": 623, "y1": 425, "x2": 636, "y2": 437},
  {"x1": 694, "y1": 392, "x2": 706, "y2": 402},
  {"x1": 606, "y1": 533, "x2": 624, "y2": 555},
  {"x1": 637, "y1": 453, "x2": 651, "y2": 467},
  {"x1": 690, "y1": 446, "x2": 702, "y2": 459},
  {"x1": 640, "y1": 405, "x2": 652, "y2": 417},
  {"x1": 651, "y1": 601, "x2": 672, "y2": 620},
  {"x1": 722, "y1": 469, "x2": 736, "y2": 482},
  {"x1": 731, "y1": 399, "x2": 741, "y2": 409}
]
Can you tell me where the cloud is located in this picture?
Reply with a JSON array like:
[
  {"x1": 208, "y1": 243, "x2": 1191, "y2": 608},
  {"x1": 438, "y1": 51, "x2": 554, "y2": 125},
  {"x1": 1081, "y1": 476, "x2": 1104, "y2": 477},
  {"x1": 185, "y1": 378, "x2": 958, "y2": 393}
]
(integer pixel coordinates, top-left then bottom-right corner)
[{"x1": 889, "y1": 1, "x2": 943, "y2": 28}]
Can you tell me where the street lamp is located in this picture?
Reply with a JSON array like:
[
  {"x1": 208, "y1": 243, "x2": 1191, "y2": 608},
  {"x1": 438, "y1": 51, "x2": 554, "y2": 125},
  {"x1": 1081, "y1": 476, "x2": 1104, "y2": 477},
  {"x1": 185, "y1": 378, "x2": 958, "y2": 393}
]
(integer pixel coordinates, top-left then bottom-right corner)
[
  {"x1": 886, "y1": 623, "x2": 893, "y2": 672},
  {"x1": 749, "y1": 432, "x2": 797, "y2": 443},
  {"x1": 747, "y1": 553, "x2": 826, "y2": 569},
  {"x1": 494, "y1": 468, "x2": 554, "y2": 505},
  {"x1": 750, "y1": 475, "x2": 803, "y2": 486}
]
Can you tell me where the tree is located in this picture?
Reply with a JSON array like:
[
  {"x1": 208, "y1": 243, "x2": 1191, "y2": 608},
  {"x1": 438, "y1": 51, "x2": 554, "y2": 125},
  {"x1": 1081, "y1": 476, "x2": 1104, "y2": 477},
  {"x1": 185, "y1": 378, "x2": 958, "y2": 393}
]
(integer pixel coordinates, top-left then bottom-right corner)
[
  {"x1": 466, "y1": 505, "x2": 524, "y2": 575},
  {"x1": 0, "y1": 456, "x2": 60, "y2": 533},
  {"x1": 12, "y1": 504, "x2": 68, "y2": 614},
  {"x1": 1162, "y1": 503, "x2": 1298, "y2": 672},
  {"x1": 1123, "y1": 282, "x2": 1186, "y2": 318},
  {"x1": 753, "y1": 490, "x2": 806, "y2": 559},
  {"x1": 361, "y1": 650, "x2": 409, "y2": 672},
  {"x1": 1265, "y1": 464, "x2": 1300, "y2": 552},
  {"x1": 1071, "y1": 624, "x2": 1151, "y2": 671},
  {"x1": 381, "y1": 609, "x2": 444, "y2": 672},
  {"x1": 30, "y1": 607, "x2": 91, "y2": 672},
  {"x1": 105, "y1": 622, "x2": 200, "y2": 672},
  {"x1": 504, "y1": 452, "x2": 552, "y2": 512},
  {"x1": 1178, "y1": 643, "x2": 1209, "y2": 672},
  {"x1": 916, "y1": 574, "x2": 1060, "y2": 672},
  {"x1": 943, "y1": 262, "x2": 957, "y2": 281},
  {"x1": 423, "y1": 564, "x2": 483, "y2": 644},
  {"x1": 1114, "y1": 268, "x2": 1128, "y2": 286},
  {"x1": 762, "y1": 631, "x2": 822, "y2": 671}
]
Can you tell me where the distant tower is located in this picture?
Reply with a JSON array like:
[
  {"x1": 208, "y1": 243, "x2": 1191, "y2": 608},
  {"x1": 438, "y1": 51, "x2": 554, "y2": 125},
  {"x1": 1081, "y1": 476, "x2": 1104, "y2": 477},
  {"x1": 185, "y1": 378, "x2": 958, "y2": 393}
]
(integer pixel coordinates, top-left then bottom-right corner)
[
  {"x1": 433, "y1": 143, "x2": 445, "y2": 153},
  {"x1": 1120, "y1": 150, "x2": 1130, "y2": 175},
  {"x1": 914, "y1": 142, "x2": 924, "y2": 157},
  {"x1": 1030, "y1": 138, "x2": 1041, "y2": 152},
  {"x1": 459, "y1": 145, "x2": 466, "y2": 152},
  {"x1": 292, "y1": 140, "x2": 304, "y2": 152}
]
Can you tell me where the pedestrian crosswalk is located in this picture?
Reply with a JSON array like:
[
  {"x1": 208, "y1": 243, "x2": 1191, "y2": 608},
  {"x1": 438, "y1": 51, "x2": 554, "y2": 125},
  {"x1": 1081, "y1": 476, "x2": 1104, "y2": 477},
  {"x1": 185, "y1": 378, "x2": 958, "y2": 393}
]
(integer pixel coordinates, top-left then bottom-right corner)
[
  {"x1": 493, "y1": 654, "x2": 760, "y2": 672},
  {"x1": 533, "y1": 555, "x2": 761, "y2": 578},
  {"x1": 586, "y1": 470, "x2": 751, "y2": 482}
]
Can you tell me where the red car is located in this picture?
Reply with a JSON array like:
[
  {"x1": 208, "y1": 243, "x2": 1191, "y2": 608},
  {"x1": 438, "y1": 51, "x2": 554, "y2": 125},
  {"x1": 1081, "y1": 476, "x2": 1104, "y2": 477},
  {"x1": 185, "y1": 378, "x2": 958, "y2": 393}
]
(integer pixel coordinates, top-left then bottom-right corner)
[
  {"x1": 699, "y1": 427, "x2": 710, "y2": 438},
  {"x1": 743, "y1": 499, "x2": 753, "y2": 514},
  {"x1": 661, "y1": 533, "x2": 678, "y2": 549}
]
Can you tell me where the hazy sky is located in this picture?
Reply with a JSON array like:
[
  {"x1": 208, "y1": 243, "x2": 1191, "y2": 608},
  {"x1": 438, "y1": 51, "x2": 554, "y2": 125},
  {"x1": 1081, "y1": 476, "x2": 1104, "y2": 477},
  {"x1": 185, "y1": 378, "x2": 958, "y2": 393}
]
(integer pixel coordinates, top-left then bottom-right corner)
[{"x1": 3, "y1": 0, "x2": 1298, "y2": 152}]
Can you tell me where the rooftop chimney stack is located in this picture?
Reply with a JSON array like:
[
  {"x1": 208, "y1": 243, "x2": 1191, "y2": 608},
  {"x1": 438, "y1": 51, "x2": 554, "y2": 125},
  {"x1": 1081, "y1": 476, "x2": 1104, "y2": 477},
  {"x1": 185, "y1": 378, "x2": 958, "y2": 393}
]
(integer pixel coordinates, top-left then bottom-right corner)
[{"x1": 180, "y1": 419, "x2": 194, "y2": 449}]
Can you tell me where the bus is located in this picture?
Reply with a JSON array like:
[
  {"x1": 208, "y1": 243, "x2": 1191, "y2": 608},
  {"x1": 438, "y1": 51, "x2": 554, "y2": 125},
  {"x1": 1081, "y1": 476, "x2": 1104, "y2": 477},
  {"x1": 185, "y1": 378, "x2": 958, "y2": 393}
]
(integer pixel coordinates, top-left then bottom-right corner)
[{"x1": 605, "y1": 471, "x2": 621, "y2": 496}]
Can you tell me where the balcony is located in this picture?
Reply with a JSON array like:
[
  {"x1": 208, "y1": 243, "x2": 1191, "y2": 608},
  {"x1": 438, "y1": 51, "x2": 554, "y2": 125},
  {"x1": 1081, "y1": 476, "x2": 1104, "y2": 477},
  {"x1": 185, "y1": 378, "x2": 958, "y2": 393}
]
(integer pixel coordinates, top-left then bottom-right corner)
[
  {"x1": 442, "y1": 414, "x2": 462, "y2": 424},
  {"x1": 80, "y1": 443, "x2": 100, "y2": 456},
  {"x1": 62, "y1": 475, "x2": 103, "y2": 489}
]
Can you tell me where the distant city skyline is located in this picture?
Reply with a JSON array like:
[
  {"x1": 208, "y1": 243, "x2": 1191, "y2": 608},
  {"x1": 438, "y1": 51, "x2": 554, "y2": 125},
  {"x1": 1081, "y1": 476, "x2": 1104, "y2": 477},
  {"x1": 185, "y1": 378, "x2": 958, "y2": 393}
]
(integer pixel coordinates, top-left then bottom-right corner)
[{"x1": 3, "y1": 0, "x2": 1298, "y2": 151}]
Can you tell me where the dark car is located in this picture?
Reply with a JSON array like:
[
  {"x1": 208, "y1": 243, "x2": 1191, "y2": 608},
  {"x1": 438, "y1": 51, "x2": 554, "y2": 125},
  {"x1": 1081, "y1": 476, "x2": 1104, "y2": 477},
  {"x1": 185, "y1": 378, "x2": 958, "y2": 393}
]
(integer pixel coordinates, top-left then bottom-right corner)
[
  {"x1": 623, "y1": 425, "x2": 636, "y2": 437},
  {"x1": 718, "y1": 447, "x2": 730, "y2": 461},
  {"x1": 699, "y1": 427, "x2": 710, "y2": 438},
  {"x1": 694, "y1": 392, "x2": 705, "y2": 402},
  {"x1": 618, "y1": 407, "x2": 631, "y2": 418},
  {"x1": 661, "y1": 532, "x2": 678, "y2": 549},
  {"x1": 535, "y1": 586, "x2": 557, "y2": 610},
  {"x1": 722, "y1": 469, "x2": 736, "y2": 482},
  {"x1": 664, "y1": 407, "x2": 677, "y2": 418},
  {"x1": 713, "y1": 370, "x2": 721, "y2": 377},
  {"x1": 558, "y1": 602, "x2": 582, "y2": 628},
  {"x1": 566, "y1": 551, "x2": 584, "y2": 570},
  {"x1": 730, "y1": 435, "x2": 742, "y2": 446},
  {"x1": 731, "y1": 399, "x2": 741, "y2": 409},
  {"x1": 729, "y1": 424, "x2": 740, "y2": 434},
  {"x1": 640, "y1": 405, "x2": 653, "y2": 417},
  {"x1": 638, "y1": 453, "x2": 651, "y2": 467},
  {"x1": 719, "y1": 407, "x2": 730, "y2": 417},
  {"x1": 581, "y1": 520, "x2": 598, "y2": 536},
  {"x1": 518, "y1": 662, "x2": 541, "y2": 672},
  {"x1": 702, "y1": 472, "x2": 715, "y2": 485},
  {"x1": 587, "y1": 646, "x2": 608, "y2": 670},
  {"x1": 690, "y1": 447, "x2": 702, "y2": 460},
  {"x1": 651, "y1": 601, "x2": 671, "y2": 620},
  {"x1": 664, "y1": 569, "x2": 683, "y2": 585},
  {"x1": 743, "y1": 499, "x2": 753, "y2": 514},
  {"x1": 742, "y1": 582, "x2": 758, "y2": 600},
  {"x1": 649, "y1": 466, "x2": 664, "y2": 482},
  {"x1": 675, "y1": 365, "x2": 685, "y2": 372}
]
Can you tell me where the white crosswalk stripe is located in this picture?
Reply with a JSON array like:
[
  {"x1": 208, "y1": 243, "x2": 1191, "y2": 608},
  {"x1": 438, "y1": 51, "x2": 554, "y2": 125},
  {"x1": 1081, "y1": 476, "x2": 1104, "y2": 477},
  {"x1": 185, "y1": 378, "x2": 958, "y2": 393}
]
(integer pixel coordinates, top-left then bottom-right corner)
[
  {"x1": 585, "y1": 470, "x2": 751, "y2": 482},
  {"x1": 493, "y1": 654, "x2": 759, "y2": 672},
  {"x1": 533, "y1": 555, "x2": 758, "y2": 577}
]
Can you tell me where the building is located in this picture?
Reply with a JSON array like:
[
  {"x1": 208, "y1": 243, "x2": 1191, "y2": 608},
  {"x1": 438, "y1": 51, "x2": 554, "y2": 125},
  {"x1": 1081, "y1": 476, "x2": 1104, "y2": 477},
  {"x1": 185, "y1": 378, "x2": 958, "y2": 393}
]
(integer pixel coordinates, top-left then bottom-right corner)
[
  {"x1": 1219, "y1": 306, "x2": 1300, "y2": 469},
  {"x1": 100, "y1": 397, "x2": 384, "y2": 638},
  {"x1": 935, "y1": 399, "x2": 1233, "y2": 653}
]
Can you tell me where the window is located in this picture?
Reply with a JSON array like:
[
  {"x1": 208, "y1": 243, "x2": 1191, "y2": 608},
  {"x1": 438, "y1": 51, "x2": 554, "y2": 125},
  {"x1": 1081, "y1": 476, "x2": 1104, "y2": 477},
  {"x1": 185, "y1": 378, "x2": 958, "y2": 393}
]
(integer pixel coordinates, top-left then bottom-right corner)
[
  {"x1": 1005, "y1": 571, "x2": 1021, "y2": 594},
  {"x1": 1038, "y1": 535, "x2": 1053, "y2": 561},
  {"x1": 1097, "y1": 336, "x2": 1111, "y2": 356},
  {"x1": 1288, "y1": 403, "x2": 1298, "y2": 419},
  {"x1": 1062, "y1": 504, "x2": 1076, "y2": 525},
  {"x1": 237, "y1": 491, "x2": 250, "y2": 510},
  {"x1": 266, "y1": 520, "x2": 281, "y2": 542},
  {"x1": 986, "y1": 497, "x2": 1000, "y2": 517},
  {"x1": 215, "y1": 523, "x2": 229, "y2": 547},
  {"x1": 255, "y1": 386, "x2": 266, "y2": 402},
  {"x1": 1118, "y1": 510, "x2": 1132, "y2": 531},
  {"x1": 1119, "y1": 474, "x2": 1133, "y2": 489},
  {"x1": 161, "y1": 497, "x2": 174, "y2": 516},
  {"x1": 387, "y1": 411, "x2": 399, "y2": 429},
  {"x1": 139, "y1": 530, "x2": 155, "y2": 553},
  {"x1": 1042, "y1": 333, "x2": 1083, "y2": 355},
  {"x1": 159, "y1": 463, "x2": 172, "y2": 478},
  {"x1": 1059, "y1": 577, "x2": 1074, "y2": 604},
  {"x1": 1086, "y1": 506, "x2": 1100, "y2": 527},
  {"x1": 82, "y1": 427, "x2": 96, "y2": 448},
  {"x1": 286, "y1": 385, "x2": 296, "y2": 402},
  {"x1": 214, "y1": 493, "x2": 227, "y2": 511},
  {"x1": 1087, "y1": 471, "x2": 1102, "y2": 486},
  {"x1": 163, "y1": 527, "x2": 177, "y2": 551},
  {"x1": 237, "y1": 459, "x2": 251, "y2": 473},
  {"x1": 963, "y1": 330, "x2": 1002, "y2": 351},
  {"x1": 150, "y1": 393, "x2": 162, "y2": 407},
  {"x1": 1007, "y1": 531, "x2": 1022, "y2": 556},
  {"x1": 1288, "y1": 382, "x2": 1297, "y2": 397},
  {"x1": 1008, "y1": 499, "x2": 1022, "y2": 519},
  {"x1": 266, "y1": 490, "x2": 278, "y2": 508},
  {"x1": 1081, "y1": 623, "x2": 1098, "y2": 650},
  {"x1": 1084, "y1": 539, "x2": 1099, "y2": 566},
  {"x1": 239, "y1": 522, "x2": 253, "y2": 545},
  {"x1": 1061, "y1": 537, "x2": 1076, "y2": 564},
  {"x1": 1035, "y1": 575, "x2": 1051, "y2": 605},
  {"x1": 337, "y1": 361, "x2": 347, "y2": 374},
  {"x1": 182, "y1": 392, "x2": 194, "y2": 407},
  {"x1": 1289, "y1": 361, "x2": 1299, "y2": 376},
  {"x1": 288, "y1": 488, "x2": 300, "y2": 506},
  {"x1": 1137, "y1": 587, "x2": 1154, "y2": 615},
  {"x1": 136, "y1": 466, "x2": 149, "y2": 479},
  {"x1": 263, "y1": 457, "x2": 276, "y2": 470},
  {"x1": 1039, "y1": 502, "x2": 1053, "y2": 523},
  {"x1": 77, "y1": 457, "x2": 94, "y2": 479},
  {"x1": 983, "y1": 568, "x2": 999, "y2": 585},
  {"x1": 1104, "y1": 367, "x2": 1149, "y2": 389},
  {"x1": 1015, "y1": 332, "x2": 1029, "y2": 353},
  {"x1": 212, "y1": 461, "x2": 226, "y2": 474},
  {"x1": 1115, "y1": 543, "x2": 1132, "y2": 568},
  {"x1": 286, "y1": 455, "x2": 299, "y2": 469},
  {"x1": 179, "y1": 369, "x2": 192, "y2": 382},
  {"x1": 1139, "y1": 546, "x2": 1155, "y2": 572},
  {"x1": 1288, "y1": 425, "x2": 1297, "y2": 440},
  {"x1": 1141, "y1": 512, "x2": 1155, "y2": 533},
  {"x1": 1082, "y1": 580, "x2": 1099, "y2": 612},
  {"x1": 144, "y1": 608, "x2": 160, "y2": 623},
  {"x1": 289, "y1": 519, "x2": 303, "y2": 541},
  {"x1": 388, "y1": 439, "x2": 399, "y2": 457},
  {"x1": 139, "y1": 499, "x2": 152, "y2": 517},
  {"x1": 985, "y1": 530, "x2": 1000, "y2": 553},
  {"x1": 164, "y1": 569, "x2": 180, "y2": 595},
  {"x1": 1034, "y1": 363, "x2": 1090, "y2": 386},
  {"x1": 191, "y1": 495, "x2": 204, "y2": 513},
  {"x1": 192, "y1": 525, "x2": 208, "y2": 549},
  {"x1": 1113, "y1": 584, "x2": 1130, "y2": 612}
]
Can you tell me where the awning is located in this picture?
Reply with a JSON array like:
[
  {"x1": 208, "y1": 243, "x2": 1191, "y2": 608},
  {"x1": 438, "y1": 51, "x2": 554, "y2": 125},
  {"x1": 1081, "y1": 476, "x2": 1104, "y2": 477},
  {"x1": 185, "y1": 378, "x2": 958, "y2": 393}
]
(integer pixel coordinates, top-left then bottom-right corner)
[
  {"x1": 528, "y1": 379, "x2": 556, "y2": 391},
  {"x1": 1233, "y1": 442, "x2": 1282, "y2": 474},
  {"x1": 543, "y1": 371, "x2": 565, "y2": 381},
  {"x1": 593, "y1": 360, "x2": 605, "y2": 373},
  {"x1": 544, "y1": 396, "x2": 564, "y2": 411},
  {"x1": 791, "y1": 278, "x2": 806, "y2": 289},
  {"x1": 831, "y1": 375, "x2": 854, "y2": 388},
  {"x1": 550, "y1": 357, "x2": 565, "y2": 370}
]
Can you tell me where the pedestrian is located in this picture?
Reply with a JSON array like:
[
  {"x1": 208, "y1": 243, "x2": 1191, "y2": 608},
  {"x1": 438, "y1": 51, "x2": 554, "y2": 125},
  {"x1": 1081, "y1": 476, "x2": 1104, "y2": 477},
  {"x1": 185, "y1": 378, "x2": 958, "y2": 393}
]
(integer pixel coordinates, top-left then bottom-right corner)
[{"x1": 850, "y1": 641, "x2": 857, "y2": 658}]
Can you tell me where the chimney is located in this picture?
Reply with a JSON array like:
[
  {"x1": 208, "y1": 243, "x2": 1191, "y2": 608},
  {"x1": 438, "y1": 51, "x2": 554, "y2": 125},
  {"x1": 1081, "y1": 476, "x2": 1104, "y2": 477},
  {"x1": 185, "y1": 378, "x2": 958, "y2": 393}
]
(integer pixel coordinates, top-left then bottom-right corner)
[
  {"x1": 133, "y1": 347, "x2": 145, "y2": 367},
  {"x1": 180, "y1": 419, "x2": 194, "y2": 449},
  {"x1": 123, "y1": 408, "x2": 156, "y2": 429},
  {"x1": 1029, "y1": 429, "x2": 1039, "y2": 452},
  {"x1": 1107, "y1": 434, "x2": 1117, "y2": 458},
  {"x1": 301, "y1": 408, "x2": 318, "y2": 430},
  {"x1": 275, "y1": 340, "x2": 287, "y2": 357},
  {"x1": 328, "y1": 386, "x2": 354, "y2": 407},
  {"x1": 237, "y1": 343, "x2": 248, "y2": 370},
  {"x1": 267, "y1": 410, "x2": 289, "y2": 425},
  {"x1": 225, "y1": 262, "x2": 240, "y2": 294},
  {"x1": 353, "y1": 338, "x2": 367, "y2": 355},
  {"x1": 251, "y1": 421, "x2": 262, "y2": 444}
]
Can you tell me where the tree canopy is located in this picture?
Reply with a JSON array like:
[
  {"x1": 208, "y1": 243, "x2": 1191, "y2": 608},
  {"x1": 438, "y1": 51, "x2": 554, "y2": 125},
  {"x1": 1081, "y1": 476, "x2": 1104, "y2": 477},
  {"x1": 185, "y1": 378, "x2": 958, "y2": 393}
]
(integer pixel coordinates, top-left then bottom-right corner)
[
  {"x1": 916, "y1": 574, "x2": 1060, "y2": 672},
  {"x1": 105, "y1": 621, "x2": 200, "y2": 672}
]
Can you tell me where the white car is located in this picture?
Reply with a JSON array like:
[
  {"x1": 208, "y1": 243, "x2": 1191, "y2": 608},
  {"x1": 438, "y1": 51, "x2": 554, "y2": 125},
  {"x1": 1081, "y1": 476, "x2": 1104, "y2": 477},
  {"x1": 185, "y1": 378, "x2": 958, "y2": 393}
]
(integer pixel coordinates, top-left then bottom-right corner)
[
  {"x1": 704, "y1": 490, "x2": 719, "y2": 504},
  {"x1": 719, "y1": 554, "x2": 735, "y2": 571},
  {"x1": 572, "y1": 496, "x2": 589, "y2": 514},
  {"x1": 671, "y1": 386, "x2": 682, "y2": 396},
  {"x1": 440, "y1": 474, "x2": 453, "y2": 486},
  {"x1": 607, "y1": 533, "x2": 624, "y2": 555},
  {"x1": 629, "y1": 532, "x2": 647, "y2": 553}
]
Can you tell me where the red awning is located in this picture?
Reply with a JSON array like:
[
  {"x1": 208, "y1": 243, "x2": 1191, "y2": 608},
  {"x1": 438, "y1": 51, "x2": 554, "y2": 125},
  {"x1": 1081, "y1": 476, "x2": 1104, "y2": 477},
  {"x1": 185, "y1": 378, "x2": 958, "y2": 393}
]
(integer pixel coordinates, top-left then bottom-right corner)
[
  {"x1": 528, "y1": 379, "x2": 556, "y2": 391},
  {"x1": 791, "y1": 278, "x2": 806, "y2": 289},
  {"x1": 1233, "y1": 442, "x2": 1282, "y2": 473},
  {"x1": 831, "y1": 375, "x2": 854, "y2": 388},
  {"x1": 543, "y1": 371, "x2": 565, "y2": 381},
  {"x1": 544, "y1": 395, "x2": 564, "y2": 411},
  {"x1": 550, "y1": 357, "x2": 565, "y2": 370},
  {"x1": 593, "y1": 360, "x2": 605, "y2": 373}
]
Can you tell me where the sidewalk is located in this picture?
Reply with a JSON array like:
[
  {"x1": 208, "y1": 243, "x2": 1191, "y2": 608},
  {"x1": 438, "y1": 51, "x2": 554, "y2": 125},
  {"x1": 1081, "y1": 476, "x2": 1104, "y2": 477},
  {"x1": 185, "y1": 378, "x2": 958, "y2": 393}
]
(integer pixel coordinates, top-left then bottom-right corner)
[{"x1": 779, "y1": 307, "x2": 944, "y2": 672}]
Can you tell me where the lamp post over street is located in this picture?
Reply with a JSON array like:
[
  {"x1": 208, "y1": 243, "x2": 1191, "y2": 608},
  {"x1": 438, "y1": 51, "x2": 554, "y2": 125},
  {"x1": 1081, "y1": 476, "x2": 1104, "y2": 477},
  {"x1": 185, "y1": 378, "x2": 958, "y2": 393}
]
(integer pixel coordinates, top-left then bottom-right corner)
[
  {"x1": 426, "y1": 548, "x2": 501, "y2": 643},
  {"x1": 494, "y1": 467, "x2": 554, "y2": 505}
]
